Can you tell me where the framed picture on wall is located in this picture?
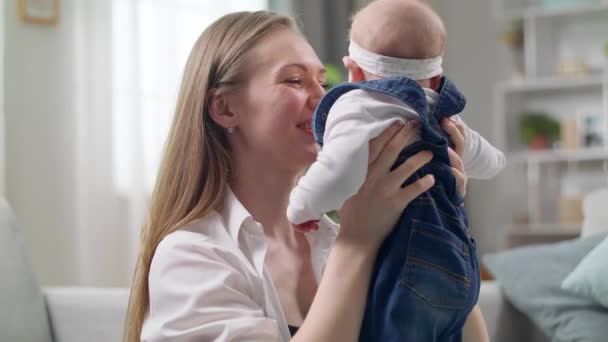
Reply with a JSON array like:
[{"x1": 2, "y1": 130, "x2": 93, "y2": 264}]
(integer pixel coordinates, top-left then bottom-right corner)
[{"x1": 18, "y1": 0, "x2": 59, "y2": 26}]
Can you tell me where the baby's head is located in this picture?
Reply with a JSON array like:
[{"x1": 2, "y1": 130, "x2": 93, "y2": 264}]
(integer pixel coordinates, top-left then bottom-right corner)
[{"x1": 345, "y1": 0, "x2": 446, "y2": 89}]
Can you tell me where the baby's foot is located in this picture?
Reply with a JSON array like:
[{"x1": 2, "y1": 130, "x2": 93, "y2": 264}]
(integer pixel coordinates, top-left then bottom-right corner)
[{"x1": 293, "y1": 220, "x2": 320, "y2": 233}]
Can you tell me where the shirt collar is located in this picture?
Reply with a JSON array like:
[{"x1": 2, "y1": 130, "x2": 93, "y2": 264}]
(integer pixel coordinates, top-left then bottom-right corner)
[
  {"x1": 423, "y1": 87, "x2": 439, "y2": 107},
  {"x1": 221, "y1": 187, "x2": 252, "y2": 243},
  {"x1": 220, "y1": 187, "x2": 340, "y2": 281}
]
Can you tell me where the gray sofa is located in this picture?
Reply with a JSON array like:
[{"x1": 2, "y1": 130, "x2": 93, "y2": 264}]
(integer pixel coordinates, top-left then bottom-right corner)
[
  {"x1": 478, "y1": 281, "x2": 547, "y2": 342},
  {"x1": 1, "y1": 197, "x2": 544, "y2": 341}
]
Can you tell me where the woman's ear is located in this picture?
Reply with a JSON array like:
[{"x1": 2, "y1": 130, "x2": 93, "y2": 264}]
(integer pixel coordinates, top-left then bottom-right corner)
[
  {"x1": 208, "y1": 89, "x2": 238, "y2": 130},
  {"x1": 342, "y1": 56, "x2": 365, "y2": 82}
]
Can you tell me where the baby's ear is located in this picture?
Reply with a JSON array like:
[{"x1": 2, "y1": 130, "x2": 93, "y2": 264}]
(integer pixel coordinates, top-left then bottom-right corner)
[
  {"x1": 429, "y1": 75, "x2": 442, "y2": 91},
  {"x1": 342, "y1": 56, "x2": 365, "y2": 82}
]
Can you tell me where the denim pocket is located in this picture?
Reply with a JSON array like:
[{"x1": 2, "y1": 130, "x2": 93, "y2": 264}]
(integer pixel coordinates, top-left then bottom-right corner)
[{"x1": 401, "y1": 219, "x2": 471, "y2": 309}]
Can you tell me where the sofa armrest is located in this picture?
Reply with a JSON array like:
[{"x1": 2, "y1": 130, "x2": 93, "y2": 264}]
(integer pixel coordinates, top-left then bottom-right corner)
[
  {"x1": 43, "y1": 287, "x2": 129, "y2": 342},
  {"x1": 478, "y1": 281, "x2": 548, "y2": 342}
]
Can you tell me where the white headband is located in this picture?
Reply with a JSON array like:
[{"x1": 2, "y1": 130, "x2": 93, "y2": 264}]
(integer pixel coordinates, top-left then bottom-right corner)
[{"x1": 348, "y1": 40, "x2": 443, "y2": 80}]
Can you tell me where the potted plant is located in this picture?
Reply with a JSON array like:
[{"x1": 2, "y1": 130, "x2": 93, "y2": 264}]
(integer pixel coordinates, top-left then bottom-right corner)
[{"x1": 520, "y1": 112, "x2": 561, "y2": 150}]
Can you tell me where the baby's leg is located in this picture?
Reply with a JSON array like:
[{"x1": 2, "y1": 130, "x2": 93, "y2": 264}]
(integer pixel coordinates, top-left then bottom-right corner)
[{"x1": 463, "y1": 304, "x2": 490, "y2": 342}]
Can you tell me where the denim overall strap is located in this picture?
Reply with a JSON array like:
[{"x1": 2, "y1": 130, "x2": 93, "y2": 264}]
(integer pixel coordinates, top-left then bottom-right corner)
[
  {"x1": 430, "y1": 77, "x2": 467, "y2": 121},
  {"x1": 313, "y1": 76, "x2": 440, "y2": 147},
  {"x1": 312, "y1": 82, "x2": 370, "y2": 146}
]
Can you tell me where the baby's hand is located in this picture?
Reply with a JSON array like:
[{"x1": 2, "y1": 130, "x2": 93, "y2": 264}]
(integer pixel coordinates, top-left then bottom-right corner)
[{"x1": 292, "y1": 220, "x2": 320, "y2": 233}]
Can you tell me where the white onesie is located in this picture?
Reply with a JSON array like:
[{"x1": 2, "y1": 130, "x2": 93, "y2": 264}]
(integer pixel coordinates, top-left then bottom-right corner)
[{"x1": 287, "y1": 87, "x2": 506, "y2": 225}]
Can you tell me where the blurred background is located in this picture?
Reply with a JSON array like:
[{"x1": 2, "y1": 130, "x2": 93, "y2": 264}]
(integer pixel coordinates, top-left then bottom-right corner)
[{"x1": 1, "y1": 0, "x2": 607, "y2": 288}]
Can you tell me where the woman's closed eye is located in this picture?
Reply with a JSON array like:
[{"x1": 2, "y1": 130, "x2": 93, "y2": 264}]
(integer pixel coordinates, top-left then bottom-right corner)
[
  {"x1": 285, "y1": 78, "x2": 328, "y2": 91},
  {"x1": 285, "y1": 78, "x2": 303, "y2": 86}
]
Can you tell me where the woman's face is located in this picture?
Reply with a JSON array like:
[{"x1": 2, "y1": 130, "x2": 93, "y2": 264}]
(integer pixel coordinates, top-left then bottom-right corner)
[{"x1": 226, "y1": 29, "x2": 327, "y2": 173}]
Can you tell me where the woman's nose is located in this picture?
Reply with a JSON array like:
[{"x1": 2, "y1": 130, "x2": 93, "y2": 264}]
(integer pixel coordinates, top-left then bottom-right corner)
[{"x1": 308, "y1": 83, "x2": 325, "y2": 110}]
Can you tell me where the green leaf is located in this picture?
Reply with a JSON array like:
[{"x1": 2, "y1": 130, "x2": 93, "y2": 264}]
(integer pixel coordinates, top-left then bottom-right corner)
[
  {"x1": 519, "y1": 112, "x2": 561, "y2": 145},
  {"x1": 324, "y1": 63, "x2": 344, "y2": 88}
]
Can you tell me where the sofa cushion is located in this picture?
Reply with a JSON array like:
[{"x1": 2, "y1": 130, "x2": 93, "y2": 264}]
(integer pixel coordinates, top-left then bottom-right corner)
[
  {"x1": 44, "y1": 287, "x2": 129, "y2": 342},
  {"x1": 562, "y1": 235, "x2": 608, "y2": 308},
  {"x1": 0, "y1": 198, "x2": 53, "y2": 342},
  {"x1": 484, "y1": 235, "x2": 608, "y2": 342}
]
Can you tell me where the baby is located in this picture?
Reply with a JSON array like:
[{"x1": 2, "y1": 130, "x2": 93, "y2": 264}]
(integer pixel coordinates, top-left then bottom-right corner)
[{"x1": 287, "y1": 0, "x2": 502, "y2": 341}]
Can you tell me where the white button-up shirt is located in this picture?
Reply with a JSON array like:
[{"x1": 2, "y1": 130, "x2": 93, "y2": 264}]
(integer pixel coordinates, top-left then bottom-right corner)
[{"x1": 141, "y1": 189, "x2": 339, "y2": 342}]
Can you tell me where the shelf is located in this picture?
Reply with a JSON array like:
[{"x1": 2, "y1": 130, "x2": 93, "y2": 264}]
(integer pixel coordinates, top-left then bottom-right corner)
[
  {"x1": 500, "y1": 3, "x2": 608, "y2": 21},
  {"x1": 507, "y1": 223, "x2": 581, "y2": 236},
  {"x1": 506, "y1": 223, "x2": 581, "y2": 236},
  {"x1": 497, "y1": 75, "x2": 604, "y2": 93},
  {"x1": 509, "y1": 147, "x2": 608, "y2": 163},
  {"x1": 503, "y1": 223, "x2": 581, "y2": 249},
  {"x1": 529, "y1": 3, "x2": 608, "y2": 19}
]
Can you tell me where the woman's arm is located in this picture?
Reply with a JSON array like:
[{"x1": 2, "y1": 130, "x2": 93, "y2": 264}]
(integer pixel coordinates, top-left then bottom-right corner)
[{"x1": 293, "y1": 121, "x2": 437, "y2": 342}]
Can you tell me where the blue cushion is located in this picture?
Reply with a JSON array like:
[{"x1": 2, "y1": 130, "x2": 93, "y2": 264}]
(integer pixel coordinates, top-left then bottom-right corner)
[
  {"x1": 484, "y1": 235, "x2": 608, "y2": 342},
  {"x1": 562, "y1": 235, "x2": 608, "y2": 308}
]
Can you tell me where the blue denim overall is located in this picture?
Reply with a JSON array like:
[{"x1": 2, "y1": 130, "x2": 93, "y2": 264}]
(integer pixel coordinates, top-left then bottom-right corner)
[{"x1": 312, "y1": 76, "x2": 480, "y2": 342}]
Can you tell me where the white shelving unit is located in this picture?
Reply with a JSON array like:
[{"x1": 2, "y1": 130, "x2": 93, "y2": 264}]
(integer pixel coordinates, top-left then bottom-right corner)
[
  {"x1": 493, "y1": 0, "x2": 608, "y2": 240},
  {"x1": 497, "y1": 1, "x2": 608, "y2": 22}
]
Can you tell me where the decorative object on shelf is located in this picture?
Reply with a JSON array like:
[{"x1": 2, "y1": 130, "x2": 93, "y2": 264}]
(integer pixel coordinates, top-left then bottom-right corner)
[
  {"x1": 499, "y1": 28, "x2": 523, "y2": 49},
  {"x1": 498, "y1": 26, "x2": 525, "y2": 79},
  {"x1": 555, "y1": 58, "x2": 591, "y2": 78},
  {"x1": 559, "y1": 171, "x2": 608, "y2": 224},
  {"x1": 581, "y1": 111, "x2": 604, "y2": 147},
  {"x1": 541, "y1": 0, "x2": 601, "y2": 9},
  {"x1": 560, "y1": 117, "x2": 580, "y2": 150},
  {"x1": 18, "y1": 0, "x2": 59, "y2": 26},
  {"x1": 558, "y1": 191, "x2": 584, "y2": 224},
  {"x1": 520, "y1": 112, "x2": 561, "y2": 150},
  {"x1": 558, "y1": 196, "x2": 584, "y2": 223}
]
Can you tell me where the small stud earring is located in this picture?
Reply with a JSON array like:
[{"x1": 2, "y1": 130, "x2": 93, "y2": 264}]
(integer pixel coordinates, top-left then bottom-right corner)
[{"x1": 227, "y1": 126, "x2": 234, "y2": 134}]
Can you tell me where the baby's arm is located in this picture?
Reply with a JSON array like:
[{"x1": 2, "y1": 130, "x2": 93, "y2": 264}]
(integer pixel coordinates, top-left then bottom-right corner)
[
  {"x1": 287, "y1": 115, "x2": 372, "y2": 225},
  {"x1": 453, "y1": 116, "x2": 506, "y2": 179}
]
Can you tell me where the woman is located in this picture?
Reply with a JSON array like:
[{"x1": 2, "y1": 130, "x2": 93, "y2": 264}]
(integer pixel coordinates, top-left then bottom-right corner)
[{"x1": 124, "y1": 11, "x2": 471, "y2": 342}]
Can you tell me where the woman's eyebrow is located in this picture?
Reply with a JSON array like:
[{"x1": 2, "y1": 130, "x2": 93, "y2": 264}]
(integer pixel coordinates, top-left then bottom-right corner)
[{"x1": 277, "y1": 63, "x2": 327, "y2": 75}]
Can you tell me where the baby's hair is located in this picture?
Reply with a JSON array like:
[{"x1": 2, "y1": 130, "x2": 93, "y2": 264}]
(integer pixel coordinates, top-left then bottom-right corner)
[{"x1": 350, "y1": 0, "x2": 446, "y2": 59}]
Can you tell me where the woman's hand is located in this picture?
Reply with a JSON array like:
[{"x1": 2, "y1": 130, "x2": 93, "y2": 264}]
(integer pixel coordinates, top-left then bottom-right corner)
[
  {"x1": 337, "y1": 121, "x2": 435, "y2": 250},
  {"x1": 442, "y1": 117, "x2": 468, "y2": 197}
]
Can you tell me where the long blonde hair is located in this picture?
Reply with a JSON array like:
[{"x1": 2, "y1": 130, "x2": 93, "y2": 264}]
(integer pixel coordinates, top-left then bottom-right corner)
[{"x1": 123, "y1": 11, "x2": 297, "y2": 342}]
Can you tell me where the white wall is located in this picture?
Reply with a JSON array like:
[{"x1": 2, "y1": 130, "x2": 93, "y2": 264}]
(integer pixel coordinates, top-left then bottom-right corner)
[
  {"x1": 4, "y1": 0, "x2": 81, "y2": 285},
  {"x1": 430, "y1": 1, "x2": 512, "y2": 254},
  {"x1": 5, "y1": 0, "x2": 124, "y2": 287}
]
